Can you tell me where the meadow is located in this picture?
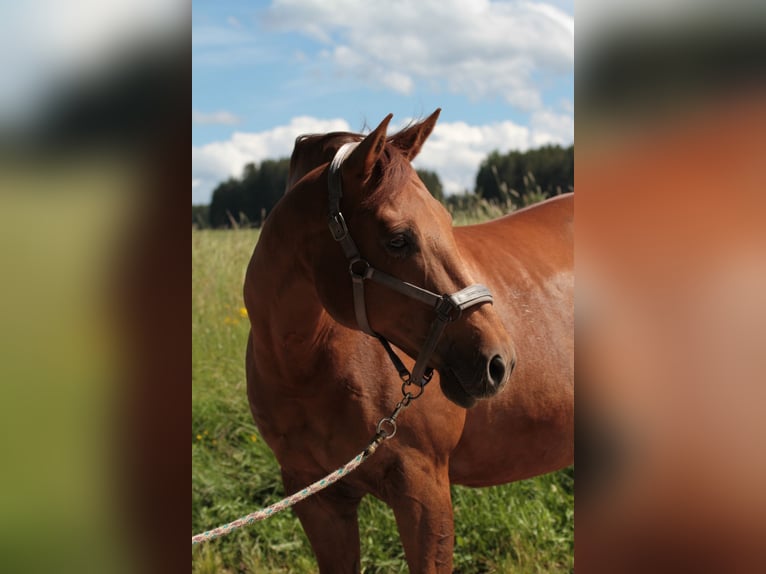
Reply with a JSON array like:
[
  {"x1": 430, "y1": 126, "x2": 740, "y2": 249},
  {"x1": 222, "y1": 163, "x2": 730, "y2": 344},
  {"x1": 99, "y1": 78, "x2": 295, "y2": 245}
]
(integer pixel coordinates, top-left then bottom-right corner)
[{"x1": 192, "y1": 226, "x2": 573, "y2": 573}]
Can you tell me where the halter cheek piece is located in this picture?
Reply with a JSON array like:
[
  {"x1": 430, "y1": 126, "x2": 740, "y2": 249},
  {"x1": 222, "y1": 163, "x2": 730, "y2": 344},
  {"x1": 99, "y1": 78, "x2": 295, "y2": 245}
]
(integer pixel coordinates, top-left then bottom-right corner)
[{"x1": 327, "y1": 142, "x2": 493, "y2": 393}]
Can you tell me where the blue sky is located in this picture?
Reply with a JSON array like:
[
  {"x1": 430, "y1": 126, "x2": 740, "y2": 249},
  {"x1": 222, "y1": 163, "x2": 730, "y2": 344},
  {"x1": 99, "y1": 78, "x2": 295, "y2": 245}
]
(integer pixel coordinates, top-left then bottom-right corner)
[{"x1": 192, "y1": 0, "x2": 574, "y2": 204}]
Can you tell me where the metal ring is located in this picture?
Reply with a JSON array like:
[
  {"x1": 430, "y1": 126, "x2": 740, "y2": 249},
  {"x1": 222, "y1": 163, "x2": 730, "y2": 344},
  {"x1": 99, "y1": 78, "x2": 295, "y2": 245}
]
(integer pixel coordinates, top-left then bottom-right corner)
[
  {"x1": 349, "y1": 258, "x2": 371, "y2": 279},
  {"x1": 401, "y1": 381, "x2": 425, "y2": 399},
  {"x1": 375, "y1": 417, "x2": 397, "y2": 439}
]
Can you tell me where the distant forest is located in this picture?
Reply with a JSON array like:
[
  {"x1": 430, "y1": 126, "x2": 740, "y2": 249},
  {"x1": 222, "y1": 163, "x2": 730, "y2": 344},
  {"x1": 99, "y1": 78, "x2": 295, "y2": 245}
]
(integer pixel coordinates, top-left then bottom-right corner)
[{"x1": 192, "y1": 144, "x2": 573, "y2": 228}]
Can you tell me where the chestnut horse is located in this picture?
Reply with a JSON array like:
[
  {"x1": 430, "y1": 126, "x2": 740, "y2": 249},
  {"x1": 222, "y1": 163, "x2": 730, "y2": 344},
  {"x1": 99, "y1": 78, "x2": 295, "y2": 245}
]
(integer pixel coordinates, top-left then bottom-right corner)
[{"x1": 244, "y1": 110, "x2": 573, "y2": 573}]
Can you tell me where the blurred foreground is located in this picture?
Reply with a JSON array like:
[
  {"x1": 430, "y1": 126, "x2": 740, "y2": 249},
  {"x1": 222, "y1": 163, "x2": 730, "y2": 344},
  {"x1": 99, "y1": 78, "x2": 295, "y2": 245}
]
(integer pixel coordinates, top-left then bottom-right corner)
[
  {"x1": 576, "y1": 2, "x2": 766, "y2": 572},
  {"x1": 0, "y1": 2, "x2": 188, "y2": 573}
]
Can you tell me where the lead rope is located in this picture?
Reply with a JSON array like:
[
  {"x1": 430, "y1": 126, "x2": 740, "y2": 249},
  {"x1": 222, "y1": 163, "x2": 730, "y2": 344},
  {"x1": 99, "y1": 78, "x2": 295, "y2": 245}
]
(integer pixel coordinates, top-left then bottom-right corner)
[{"x1": 192, "y1": 390, "x2": 419, "y2": 545}]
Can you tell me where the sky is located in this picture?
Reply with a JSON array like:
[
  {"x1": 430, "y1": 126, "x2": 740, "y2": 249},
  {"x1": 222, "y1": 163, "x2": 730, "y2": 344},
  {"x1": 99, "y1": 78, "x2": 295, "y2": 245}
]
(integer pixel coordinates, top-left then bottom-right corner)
[{"x1": 193, "y1": 0, "x2": 574, "y2": 204}]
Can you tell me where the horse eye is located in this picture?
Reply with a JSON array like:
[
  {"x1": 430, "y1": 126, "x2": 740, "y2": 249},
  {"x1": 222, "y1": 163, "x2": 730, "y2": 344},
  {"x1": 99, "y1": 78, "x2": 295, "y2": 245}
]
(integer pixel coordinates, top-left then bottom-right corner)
[{"x1": 387, "y1": 234, "x2": 409, "y2": 251}]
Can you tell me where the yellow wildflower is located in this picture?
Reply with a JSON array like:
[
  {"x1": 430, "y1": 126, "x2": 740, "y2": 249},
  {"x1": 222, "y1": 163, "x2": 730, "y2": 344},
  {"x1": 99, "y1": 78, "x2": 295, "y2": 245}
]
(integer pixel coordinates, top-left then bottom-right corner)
[
  {"x1": 196, "y1": 434, "x2": 202, "y2": 441},
  {"x1": 250, "y1": 434, "x2": 258, "y2": 443},
  {"x1": 239, "y1": 307, "x2": 248, "y2": 318}
]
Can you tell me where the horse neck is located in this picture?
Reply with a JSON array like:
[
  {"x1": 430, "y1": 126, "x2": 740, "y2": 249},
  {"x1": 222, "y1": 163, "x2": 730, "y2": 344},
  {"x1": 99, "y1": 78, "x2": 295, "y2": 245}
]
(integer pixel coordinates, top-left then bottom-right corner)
[{"x1": 245, "y1": 176, "x2": 334, "y2": 372}]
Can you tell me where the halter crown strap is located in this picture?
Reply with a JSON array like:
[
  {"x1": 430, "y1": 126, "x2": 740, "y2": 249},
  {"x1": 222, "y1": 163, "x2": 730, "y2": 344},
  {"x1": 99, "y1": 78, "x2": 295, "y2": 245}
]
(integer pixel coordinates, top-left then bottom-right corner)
[
  {"x1": 327, "y1": 142, "x2": 365, "y2": 264},
  {"x1": 328, "y1": 142, "x2": 359, "y2": 218}
]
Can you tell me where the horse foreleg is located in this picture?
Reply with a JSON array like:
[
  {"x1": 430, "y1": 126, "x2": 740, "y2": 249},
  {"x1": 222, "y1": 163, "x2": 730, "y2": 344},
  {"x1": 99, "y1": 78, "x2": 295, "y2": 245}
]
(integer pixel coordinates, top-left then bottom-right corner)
[
  {"x1": 282, "y1": 471, "x2": 364, "y2": 574},
  {"x1": 385, "y1": 463, "x2": 455, "y2": 574}
]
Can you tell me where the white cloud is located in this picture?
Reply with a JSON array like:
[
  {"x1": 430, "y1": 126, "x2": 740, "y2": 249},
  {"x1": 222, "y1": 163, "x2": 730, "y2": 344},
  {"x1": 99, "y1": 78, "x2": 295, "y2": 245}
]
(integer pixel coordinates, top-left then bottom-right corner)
[
  {"x1": 192, "y1": 109, "x2": 241, "y2": 125},
  {"x1": 264, "y1": 0, "x2": 573, "y2": 111},
  {"x1": 192, "y1": 116, "x2": 351, "y2": 204},
  {"x1": 529, "y1": 109, "x2": 575, "y2": 147},
  {"x1": 380, "y1": 71, "x2": 414, "y2": 95},
  {"x1": 192, "y1": 113, "x2": 573, "y2": 203},
  {"x1": 411, "y1": 113, "x2": 573, "y2": 194}
]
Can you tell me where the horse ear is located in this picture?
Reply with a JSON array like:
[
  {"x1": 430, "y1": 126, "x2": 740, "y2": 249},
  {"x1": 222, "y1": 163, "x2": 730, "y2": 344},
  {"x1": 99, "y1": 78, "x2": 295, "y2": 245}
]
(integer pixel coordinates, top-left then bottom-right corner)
[
  {"x1": 344, "y1": 113, "x2": 393, "y2": 185},
  {"x1": 389, "y1": 108, "x2": 441, "y2": 161}
]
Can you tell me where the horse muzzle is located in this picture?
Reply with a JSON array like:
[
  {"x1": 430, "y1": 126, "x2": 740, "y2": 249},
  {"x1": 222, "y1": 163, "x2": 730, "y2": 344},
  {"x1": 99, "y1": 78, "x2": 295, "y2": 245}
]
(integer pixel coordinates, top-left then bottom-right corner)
[{"x1": 438, "y1": 349, "x2": 516, "y2": 408}]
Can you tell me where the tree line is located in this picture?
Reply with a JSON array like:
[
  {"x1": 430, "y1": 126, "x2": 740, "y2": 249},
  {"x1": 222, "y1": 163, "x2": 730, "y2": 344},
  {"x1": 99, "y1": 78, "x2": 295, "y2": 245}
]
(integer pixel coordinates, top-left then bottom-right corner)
[{"x1": 193, "y1": 144, "x2": 573, "y2": 228}]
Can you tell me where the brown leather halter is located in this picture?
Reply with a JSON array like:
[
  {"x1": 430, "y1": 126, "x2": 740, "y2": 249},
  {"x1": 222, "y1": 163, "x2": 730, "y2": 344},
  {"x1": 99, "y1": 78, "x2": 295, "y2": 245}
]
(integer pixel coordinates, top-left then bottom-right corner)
[{"x1": 326, "y1": 142, "x2": 493, "y2": 393}]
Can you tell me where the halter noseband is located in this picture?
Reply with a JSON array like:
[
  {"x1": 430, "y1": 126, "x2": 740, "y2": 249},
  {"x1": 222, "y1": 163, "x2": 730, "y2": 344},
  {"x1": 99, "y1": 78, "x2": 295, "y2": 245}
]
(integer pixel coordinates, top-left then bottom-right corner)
[{"x1": 327, "y1": 142, "x2": 493, "y2": 390}]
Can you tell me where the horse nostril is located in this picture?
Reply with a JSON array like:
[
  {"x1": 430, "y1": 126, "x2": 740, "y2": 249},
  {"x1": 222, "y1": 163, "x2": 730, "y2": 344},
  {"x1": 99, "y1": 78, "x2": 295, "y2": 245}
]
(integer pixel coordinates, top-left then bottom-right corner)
[{"x1": 488, "y1": 355, "x2": 506, "y2": 387}]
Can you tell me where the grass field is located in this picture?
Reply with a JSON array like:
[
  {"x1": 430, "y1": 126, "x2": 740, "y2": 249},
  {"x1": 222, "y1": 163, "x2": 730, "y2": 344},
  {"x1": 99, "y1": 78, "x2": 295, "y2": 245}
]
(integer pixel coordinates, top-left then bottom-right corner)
[{"x1": 192, "y1": 227, "x2": 573, "y2": 573}]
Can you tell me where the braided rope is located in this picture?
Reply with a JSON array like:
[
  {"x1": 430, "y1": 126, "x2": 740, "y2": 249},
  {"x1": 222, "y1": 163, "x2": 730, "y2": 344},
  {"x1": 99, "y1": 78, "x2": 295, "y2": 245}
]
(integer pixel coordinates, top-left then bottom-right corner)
[{"x1": 192, "y1": 435, "x2": 385, "y2": 545}]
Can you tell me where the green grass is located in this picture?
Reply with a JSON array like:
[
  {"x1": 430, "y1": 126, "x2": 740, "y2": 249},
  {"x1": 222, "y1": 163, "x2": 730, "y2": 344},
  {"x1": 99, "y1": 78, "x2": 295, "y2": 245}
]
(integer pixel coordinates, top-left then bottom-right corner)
[{"x1": 192, "y1": 228, "x2": 573, "y2": 573}]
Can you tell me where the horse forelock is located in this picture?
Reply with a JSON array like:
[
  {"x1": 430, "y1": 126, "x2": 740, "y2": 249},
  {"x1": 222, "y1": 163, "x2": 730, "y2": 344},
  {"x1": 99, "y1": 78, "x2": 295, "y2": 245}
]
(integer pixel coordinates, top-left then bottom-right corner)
[
  {"x1": 360, "y1": 144, "x2": 413, "y2": 209},
  {"x1": 291, "y1": 128, "x2": 417, "y2": 207}
]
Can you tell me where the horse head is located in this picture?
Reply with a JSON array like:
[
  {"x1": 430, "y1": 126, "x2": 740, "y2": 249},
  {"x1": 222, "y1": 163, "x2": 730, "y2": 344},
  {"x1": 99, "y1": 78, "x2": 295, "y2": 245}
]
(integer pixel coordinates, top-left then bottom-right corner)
[{"x1": 297, "y1": 111, "x2": 516, "y2": 407}]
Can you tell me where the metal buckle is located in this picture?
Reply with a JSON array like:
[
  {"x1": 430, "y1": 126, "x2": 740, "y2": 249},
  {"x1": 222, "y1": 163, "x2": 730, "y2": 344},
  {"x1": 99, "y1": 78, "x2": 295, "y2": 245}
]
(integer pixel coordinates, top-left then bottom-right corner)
[{"x1": 328, "y1": 212, "x2": 348, "y2": 241}]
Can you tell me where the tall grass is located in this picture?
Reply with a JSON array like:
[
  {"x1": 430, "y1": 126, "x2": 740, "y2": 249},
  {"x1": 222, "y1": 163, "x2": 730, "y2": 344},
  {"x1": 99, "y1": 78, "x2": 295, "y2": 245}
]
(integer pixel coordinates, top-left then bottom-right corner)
[{"x1": 192, "y1": 227, "x2": 573, "y2": 573}]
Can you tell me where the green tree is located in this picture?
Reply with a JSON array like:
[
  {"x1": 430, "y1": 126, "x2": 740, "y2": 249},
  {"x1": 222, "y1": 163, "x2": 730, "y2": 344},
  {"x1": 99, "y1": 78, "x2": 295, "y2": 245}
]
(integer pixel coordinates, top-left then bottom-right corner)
[
  {"x1": 209, "y1": 178, "x2": 246, "y2": 228},
  {"x1": 416, "y1": 169, "x2": 445, "y2": 203},
  {"x1": 208, "y1": 158, "x2": 290, "y2": 228},
  {"x1": 475, "y1": 144, "x2": 573, "y2": 206}
]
